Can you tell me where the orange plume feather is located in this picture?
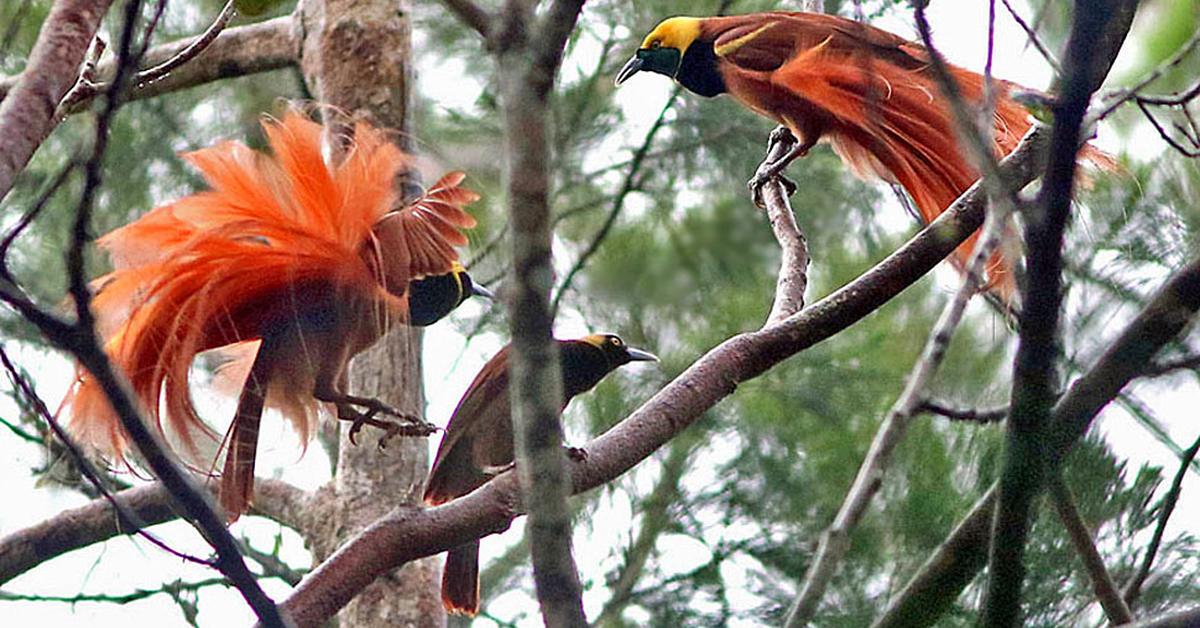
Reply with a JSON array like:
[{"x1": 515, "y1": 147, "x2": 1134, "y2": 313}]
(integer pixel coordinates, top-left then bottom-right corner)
[{"x1": 64, "y1": 110, "x2": 478, "y2": 502}]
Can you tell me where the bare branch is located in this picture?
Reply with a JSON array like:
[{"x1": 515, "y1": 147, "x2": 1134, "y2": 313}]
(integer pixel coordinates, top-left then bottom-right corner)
[
  {"x1": 552, "y1": 87, "x2": 680, "y2": 313},
  {"x1": 762, "y1": 176, "x2": 809, "y2": 323},
  {"x1": 998, "y1": 0, "x2": 1061, "y2": 73},
  {"x1": 1047, "y1": 475, "x2": 1133, "y2": 624},
  {"x1": 275, "y1": 125, "x2": 1056, "y2": 628},
  {"x1": 875, "y1": 248, "x2": 1200, "y2": 628},
  {"x1": 494, "y1": 2, "x2": 590, "y2": 624},
  {"x1": 0, "y1": 478, "x2": 311, "y2": 586},
  {"x1": 0, "y1": 0, "x2": 113, "y2": 203},
  {"x1": 1122, "y1": 430, "x2": 1200, "y2": 609},
  {"x1": 0, "y1": 17, "x2": 297, "y2": 116},
  {"x1": 918, "y1": 400, "x2": 1007, "y2": 424},
  {"x1": 440, "y1": 0, "x2": 493, "y2": 38},
  {"x1": 133, "y1": 0, "x2": 236, "y2": 87},
  {"x1": 983, "y1": 3, "x2": 1137, "y2": 624}
]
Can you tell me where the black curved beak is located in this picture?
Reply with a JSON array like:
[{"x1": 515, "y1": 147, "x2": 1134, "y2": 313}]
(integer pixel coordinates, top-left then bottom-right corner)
[
  {"x1": 624, "y1": 347, "x2": 658, "y2": 362},
  {"x1": 470, "y1": 283, "x2": 495, "y2": 300},
  {"x1": 615, "y1": 55, "x2": 645, "y2": 86}
]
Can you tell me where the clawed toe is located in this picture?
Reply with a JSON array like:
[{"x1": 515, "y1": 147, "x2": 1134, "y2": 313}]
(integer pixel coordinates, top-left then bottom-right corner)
[{"x1": 377, "y1": 420, "x2": 439, "y2": 450}]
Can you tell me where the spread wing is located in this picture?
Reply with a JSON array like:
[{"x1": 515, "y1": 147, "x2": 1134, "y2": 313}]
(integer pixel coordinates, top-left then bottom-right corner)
[{"x1": 373, "y1": 171, "x2": 479, "y2": 279}]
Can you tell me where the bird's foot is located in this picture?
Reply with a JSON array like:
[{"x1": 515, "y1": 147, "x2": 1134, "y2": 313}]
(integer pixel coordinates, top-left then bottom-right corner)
[
  {"x1": 566, "y1": 446, "x2": 588, "y2": 462},
  {"x1": 330, "y1": 397, "x2": 436, "y2": 446},
  {"x1": 747, "y1": 169, "x2": 799, "y2": 209},
  {"x1": 748, "y1": 126, "x2": 805, "y2": 209},
  {"x1": 375, "y1": 419, "x2": 440, "y2": 450}
]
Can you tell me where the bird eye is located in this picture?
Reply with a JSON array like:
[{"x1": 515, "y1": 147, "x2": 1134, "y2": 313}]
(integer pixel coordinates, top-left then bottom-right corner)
[
  {"x1": 610, "y1": 337, "x2": 622, "y2": 346},
  {"x1": 650, "y1": 40, "x2": 661, "y2": 49}
]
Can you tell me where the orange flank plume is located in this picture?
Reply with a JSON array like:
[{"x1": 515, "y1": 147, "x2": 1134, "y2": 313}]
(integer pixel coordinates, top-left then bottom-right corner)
[{"x1": 64, "y1": 110, "x2": 479, "y2": 519}]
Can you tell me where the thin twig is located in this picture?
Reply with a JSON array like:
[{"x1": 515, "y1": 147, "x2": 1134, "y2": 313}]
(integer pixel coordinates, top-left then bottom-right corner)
[
  {"x1": 1143, "y1": 354, "x2": 1200, "y2": 377},
  {"x1": 1122, "y1": 430, "x2": 1200, "y2": 609},
  {"x1": 134, "y1": 0, "x2": 170, "y2": 61},
  {"x1": 551, "y1": 87, "x2": 680, "y2": 313},
  {"x1": 918, "y1": 400, "x2": 1007, "y2": 424},
  {"x1": 0, "y1": 577, "x2": 233, "y2": 604},
  {"x1": 0, "y1": 163, "x2": 78, "y2": 285},
  {"x1": 998, "y1": 0, "x2": 1061, "y2": 73},
  {"x1": 440, "y1": 0, "x2": 493, "y2": 39},
  {"x1": 1135, "y1": 99, "x2": 1200, "y2": 158},
  {"x1": 135, "y1": 0, "x2": 236, "y2": 87},
  {"x1": 0, "y1": 346, "x2": 212, "y2": 568},
  {"x1": 1095, "y1": 28, "x2": 1200, "y2": 121},
  {"x1": 1047, "y1": 474, "x2": 1133, "y2": 624}
]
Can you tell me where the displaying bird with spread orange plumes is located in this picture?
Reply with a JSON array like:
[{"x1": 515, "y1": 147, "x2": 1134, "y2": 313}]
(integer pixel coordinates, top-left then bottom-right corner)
[
  {"x1": 424, "y1": 334, "x2": 657, "y2": 616},
  {"x1": 616, "y1": 12, "x2": 1053, "y2": 298},
  {"x1": 64, "y1": 109, "x2": 491, "y2": 521}
]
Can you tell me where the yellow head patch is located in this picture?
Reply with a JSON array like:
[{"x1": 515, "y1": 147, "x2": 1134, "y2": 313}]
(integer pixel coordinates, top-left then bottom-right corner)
[
  {"x1": 640, "y1": 16, "x2": 702, "y2": 53},
  {"x1": 580, "y1": 333, "x2": 623, "y2": 350},
  {"x1": 450, "y1": 261, "x2": 466, "y2": 298}
]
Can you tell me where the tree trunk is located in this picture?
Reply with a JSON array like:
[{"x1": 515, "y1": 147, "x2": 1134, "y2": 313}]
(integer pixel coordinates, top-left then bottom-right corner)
[{"x1": 297, "y1": 0, "x2": 444, "y2": 625}]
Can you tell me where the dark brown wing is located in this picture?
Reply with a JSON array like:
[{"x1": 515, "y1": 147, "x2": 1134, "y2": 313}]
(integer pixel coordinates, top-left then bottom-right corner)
[
  {"x1": 367, "y1": 171, "x2": 479, "y2": 297},
  {"x1": 424, "y1": 345, "x2": 512, "y2": 504}
]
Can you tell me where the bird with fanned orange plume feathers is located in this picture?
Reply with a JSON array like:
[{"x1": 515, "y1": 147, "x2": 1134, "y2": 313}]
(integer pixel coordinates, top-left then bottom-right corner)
[
  {"x1": 64, "y1": 109, "x2": 491, "y2": 521},
  {"x1": 616, "y1": 12, "x2": 1113, "y2": 302}
]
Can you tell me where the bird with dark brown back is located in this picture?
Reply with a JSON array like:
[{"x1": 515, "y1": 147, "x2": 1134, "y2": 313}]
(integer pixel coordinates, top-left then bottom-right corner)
[
  {"x1": 616, "y1": 11, "x2": 1102, "y2": 302},
  {"x1": 424, "y1": 333, "x2": 658, "y2": 615},
  {"x1": 63, "y1": 109, "x2": 491, "y2": 522}
]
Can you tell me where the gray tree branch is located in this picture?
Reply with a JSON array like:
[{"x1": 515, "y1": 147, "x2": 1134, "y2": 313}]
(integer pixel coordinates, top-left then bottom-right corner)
[
  {"x1": 0, "y1": 16, "x2": 297, "y2": 117},
  {"x1": 875, "y1": 246, "x2": 1200, "y2": 628},
  {"x1": 0, "y1": 0, "x2": 114, "y2": 203},
  {"x1": 1048, "y1": 475, "x2": 1133, "y2": 624},
  {"x1": 494, "y1": 1, "x2": 590, "y2": 624},
  {"x1": 0, "y1": 478, "x2": 311, "y2": 587},
  {"x1": 984, "y1": 4, "x2": 1137, "y2": 624}
]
